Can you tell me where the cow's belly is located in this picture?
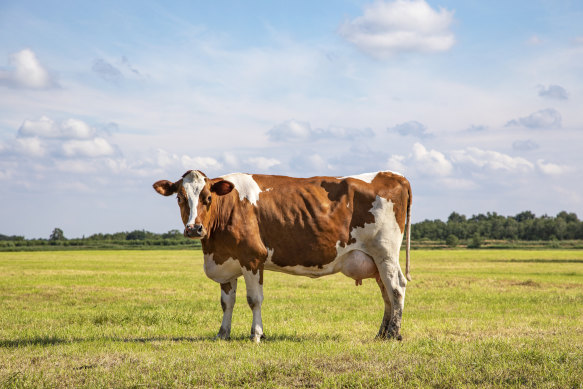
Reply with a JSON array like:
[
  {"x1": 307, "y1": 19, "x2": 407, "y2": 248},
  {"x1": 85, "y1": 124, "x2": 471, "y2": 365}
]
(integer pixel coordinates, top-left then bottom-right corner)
[{"x1": 265, "y1": 249, "x2": 378, "y2": 281}]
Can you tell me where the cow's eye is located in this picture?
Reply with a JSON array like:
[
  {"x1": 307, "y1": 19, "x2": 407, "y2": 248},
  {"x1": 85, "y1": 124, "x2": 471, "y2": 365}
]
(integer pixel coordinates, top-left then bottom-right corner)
[
  {"x1": 206, "y1": 195, "x2": 212, "y2": 203},
  {"x1": 177, "y1": 196, "x2": 182, "y2": 204}
]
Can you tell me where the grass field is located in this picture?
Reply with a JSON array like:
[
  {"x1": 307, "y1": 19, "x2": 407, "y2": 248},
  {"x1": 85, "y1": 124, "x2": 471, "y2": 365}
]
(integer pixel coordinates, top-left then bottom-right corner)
[{"x1": 1, "y1": 249, "x2": 582, "y2": 388}]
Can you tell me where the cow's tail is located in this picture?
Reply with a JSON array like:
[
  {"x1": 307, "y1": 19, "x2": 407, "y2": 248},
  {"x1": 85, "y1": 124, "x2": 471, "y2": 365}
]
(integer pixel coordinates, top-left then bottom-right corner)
[{"x1": 405, "y1": 184, "x2": 412, "y2": 282}]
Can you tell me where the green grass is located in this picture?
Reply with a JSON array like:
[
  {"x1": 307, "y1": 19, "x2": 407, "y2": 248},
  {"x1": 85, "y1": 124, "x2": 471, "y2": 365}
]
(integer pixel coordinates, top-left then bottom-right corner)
[{"x1": 1, "y1": 250, "x2": 582, "y2": 388}]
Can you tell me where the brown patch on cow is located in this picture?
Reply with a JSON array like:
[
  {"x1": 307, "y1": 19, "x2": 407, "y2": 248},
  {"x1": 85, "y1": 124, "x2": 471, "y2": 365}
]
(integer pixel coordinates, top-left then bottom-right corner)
[
  {"x1": 246, "y1": 295, "x2": 256, "y2": 309},
  {"x1": 220, "y1": 282, "x2": 232, "y2": 294}
]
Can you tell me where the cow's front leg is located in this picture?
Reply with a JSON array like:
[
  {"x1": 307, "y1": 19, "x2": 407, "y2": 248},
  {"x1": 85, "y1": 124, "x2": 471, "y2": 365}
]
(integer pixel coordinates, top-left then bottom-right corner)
[
  {"x1": 242, "y1": 268, "x2": 264, "y2": 343},
  {"x1": 216, "y1": 278, "x2": 238, "y2": 340}
]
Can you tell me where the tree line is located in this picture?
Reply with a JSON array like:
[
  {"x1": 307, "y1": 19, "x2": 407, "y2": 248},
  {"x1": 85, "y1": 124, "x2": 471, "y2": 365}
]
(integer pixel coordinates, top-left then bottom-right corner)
[
  {"x1": 0, "y1": 229, "x2": 201, "y2": 250},
  {"x1": 412, "y1": 211, "x2": 583, "y2": 243}
]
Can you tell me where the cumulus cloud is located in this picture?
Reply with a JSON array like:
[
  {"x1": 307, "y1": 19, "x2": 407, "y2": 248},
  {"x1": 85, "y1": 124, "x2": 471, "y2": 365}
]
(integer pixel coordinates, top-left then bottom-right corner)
[
  {"x1": 505, "y1": 108, "x2": 562, "y2": 129},
  {"x1": 62, "y1": 138, "x2": 115, "y2": 158},
  {"x1": 512, "y1": 139, "x2": 539, "y2": 151},
  {"x1": 15, "y1": 137, "x2": 45, "y2": 157},
  {"x1": 537, "y1": 84, "x2": 568, "y2": 100},
  {"x1": 268, "y1": 119, "x2": 373, "y2": 142},
  {"x1": 339, "y1": 0, "x2": 455, "y2": 58},
  {"x1": 0, "y1": 49, "x2": 56, "y2": 89},
  {"x1": 387, "y1": 154, "x2": 406, "y2": 174},
  {"x1": 411, "y1": 142, "x2": 452, "y2": 176},
  {"x1": 536, "y1": 159, "x2": 570, "y2": 176},
  {"x1": 181, "y1": 155, "x2": 222, "y2": 171},
  {"x1": 156, "y1": 149, "x2": 179, "y2": 168},
  {"x1": 244, "y1": 157, "x2": 281, "y2": 170},
  {"x1": 18, "y1": 116, "x2": 94, "y2": 139},
  {"x1": 289, "y1": 153, "x2": 330, "y2": 174},
  {"x1": 450, "y1": 147, "x2": 534, "y2": 173},
  {"x1": 388, "y1": 120, "x2": 431, "y2": 138}
]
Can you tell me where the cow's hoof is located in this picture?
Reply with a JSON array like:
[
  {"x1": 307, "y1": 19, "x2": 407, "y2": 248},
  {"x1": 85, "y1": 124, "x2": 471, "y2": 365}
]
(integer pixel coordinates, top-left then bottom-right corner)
[
  {"x1": 375, "y1": 332, "x2": 402, "y2": 341},
  {"x1": 215, "y1": 329, "x2": 231, "y2": 340},
  {"x1": 251, "y1": 334, "x2": 265, "y2": 343}
]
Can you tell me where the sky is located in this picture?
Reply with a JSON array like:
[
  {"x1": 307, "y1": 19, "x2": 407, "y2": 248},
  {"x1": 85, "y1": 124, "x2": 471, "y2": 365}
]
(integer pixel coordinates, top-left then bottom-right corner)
[{"x1": 1, "y1": 0, "x2": 582, "y2": 239}]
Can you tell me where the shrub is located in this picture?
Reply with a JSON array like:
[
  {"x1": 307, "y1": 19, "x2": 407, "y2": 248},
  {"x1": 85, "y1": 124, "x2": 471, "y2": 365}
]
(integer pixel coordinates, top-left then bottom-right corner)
[{"x1": 445, "y1": 234, "x2": 459, "y2": 248}]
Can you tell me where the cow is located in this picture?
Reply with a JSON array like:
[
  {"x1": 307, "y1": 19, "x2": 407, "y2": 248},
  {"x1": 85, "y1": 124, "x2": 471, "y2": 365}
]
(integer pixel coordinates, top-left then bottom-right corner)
[{"x1": 153, "y1": 170, "x2": 412, "y2": 342}]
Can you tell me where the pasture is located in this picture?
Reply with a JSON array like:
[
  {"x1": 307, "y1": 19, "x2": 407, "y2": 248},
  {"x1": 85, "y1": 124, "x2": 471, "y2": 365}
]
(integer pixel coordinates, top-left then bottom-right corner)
[{"x1": 1, "y1": 249, "x2": 582, "y2": 388}]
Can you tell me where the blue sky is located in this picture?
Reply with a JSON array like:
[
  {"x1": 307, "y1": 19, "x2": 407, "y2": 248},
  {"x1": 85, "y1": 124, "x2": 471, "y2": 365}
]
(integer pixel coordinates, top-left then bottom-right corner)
[{"x1": 1, "y1": 0, "x2": 582, "y2": 239}]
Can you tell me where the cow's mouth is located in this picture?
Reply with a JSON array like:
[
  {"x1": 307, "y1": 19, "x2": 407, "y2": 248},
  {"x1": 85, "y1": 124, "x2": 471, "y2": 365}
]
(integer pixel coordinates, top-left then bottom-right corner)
[{"x1": 184, "y1": 224, "x2": 207, "y2": 239}]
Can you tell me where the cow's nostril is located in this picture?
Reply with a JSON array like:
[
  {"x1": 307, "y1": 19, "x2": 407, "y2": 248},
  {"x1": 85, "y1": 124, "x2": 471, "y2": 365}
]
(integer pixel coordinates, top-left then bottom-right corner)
[{"x1": 197, "y1": 225, "x2": 203, "y2": 234}]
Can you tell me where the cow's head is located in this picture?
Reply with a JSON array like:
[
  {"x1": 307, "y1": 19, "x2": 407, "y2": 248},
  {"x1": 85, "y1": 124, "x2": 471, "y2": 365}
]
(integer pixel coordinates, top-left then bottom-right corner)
[{"x1": 153, "y1": 170, "x2": 234, "y2": 238}]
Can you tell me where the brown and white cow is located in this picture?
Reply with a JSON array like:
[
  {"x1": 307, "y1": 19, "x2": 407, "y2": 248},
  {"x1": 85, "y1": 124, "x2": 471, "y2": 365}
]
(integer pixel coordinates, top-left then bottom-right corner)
[{"x1": 153, "y1": 170, "x2": 412, "y2": 342}]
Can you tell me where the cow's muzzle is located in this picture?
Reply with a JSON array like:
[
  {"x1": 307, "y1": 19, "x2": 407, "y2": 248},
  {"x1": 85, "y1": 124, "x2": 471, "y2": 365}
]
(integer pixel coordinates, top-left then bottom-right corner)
[{"x1": 184, "y1": 224, "x2": 206, "y2": 238}]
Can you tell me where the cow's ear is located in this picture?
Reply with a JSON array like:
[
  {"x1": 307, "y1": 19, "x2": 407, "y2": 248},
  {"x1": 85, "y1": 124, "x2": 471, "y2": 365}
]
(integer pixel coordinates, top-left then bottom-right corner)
[
  {"x1": 153, "y1": 180, "x2": 178, "y2": 196},
  {"x1": 210, "y1": 180, "x2": 234, "y2": 196}
]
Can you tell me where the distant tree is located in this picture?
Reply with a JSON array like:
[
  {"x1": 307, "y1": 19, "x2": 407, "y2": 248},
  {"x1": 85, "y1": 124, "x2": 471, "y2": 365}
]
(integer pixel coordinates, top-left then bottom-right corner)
[
  {"x1": 467, "y1": 233, "x2": 482, "y2": 249},
  {"x1": 447, "y1": 212, "x2": 466, "y2": 223},
  {"x1": 514, "y1": 211, "x2": 535, "y2": 222},
  {"x1": 445, "y1": 234, "x2": 459, "y2": 248},
  {"x1": 126, "y1": 230, "x2": 147, "y2": 240},
  {"x1": 49, "y1": 228, "x2": 65, "y2": 241},
  {"x1": 556, "y1": 211, "x2": 579, "y2": 223}
]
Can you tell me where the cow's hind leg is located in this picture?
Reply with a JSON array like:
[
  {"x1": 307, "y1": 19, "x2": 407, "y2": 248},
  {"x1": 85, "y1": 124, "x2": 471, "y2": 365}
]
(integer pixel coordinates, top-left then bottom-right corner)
[
  {"x1": 216, "y1": 278, "x2": 238, "y2": 340},
  {"x1": 375, "y1": 257, "x2": 407, "y2": 340},
  {"x1": 242, "y1": 268, "x2": 264, "y2": 343}
]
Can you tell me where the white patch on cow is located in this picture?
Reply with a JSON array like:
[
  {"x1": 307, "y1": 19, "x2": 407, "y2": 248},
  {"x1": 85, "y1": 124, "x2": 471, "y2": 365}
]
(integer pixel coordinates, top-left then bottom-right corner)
[
  {"x1": 182, "y1": 170, "x2": 206, "y2": 226},
  {"x1": 337, "y1": 196, "x2": 404, "y2": 260},
  {"x1": 220, "y1": 173, "x2": 263, "y2": 206},
  {"x1": 340, "y1": 170, "x2": 403, "y2": 183},
  {"x1": 203, "y1": 254, "x2": 243, "y2": 284},
  {"x1": 341, "y1": 172, "x2": 378, "y2": 183}
]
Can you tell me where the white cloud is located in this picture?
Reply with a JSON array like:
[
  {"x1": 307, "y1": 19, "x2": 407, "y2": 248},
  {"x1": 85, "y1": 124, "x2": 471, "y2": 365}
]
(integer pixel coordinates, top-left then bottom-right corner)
[
  {"x1": 387, "y1": 154, "x2": 406, "y2": 174},
  {"x1": 339, "y1": 0, "x2": 455, "y2": 58},
  {"x1": 244, "y1": 157, "x2": 281, "y2": 170},
  {"x1": 268, "y1": 119, "x2": 373, "y2": 142},
  {"x1": 15, "y1": 137, "x2": 45, "y2": 157},
  {"x1": 181, "y1": 155, "x2": 222, "y2": 171},
  {"x1": 55, "y1": 160, "x2": 98, "y2": 173},
  {"x1": 62, "y1": 137, "x2": 115, "y2": 158},
  {"x1": 505, "y1": 108, "x2": 562, "y2": 129},
  {"x1": 290, "y1": 153, "x2": 330, "y2": 174},
  {"x1": 268, "y1": 120, "x2": 312, "y2": 142},
  {"x1": 450, "y1": 147, "x2": 534, "y2": 173},
  {"x1": 536, "y1": 159, "x2": 570, "y2": 176},
  {"x1": 388, "y1": 120, "x2": 431, "y2": 138},
  {"x1": 537, "y1": 84, "x2": 568, "y2": 100},
  {"x1": 18, "y1": 116, "x2": 94, "y2": 139},
  {"x1": 0, "y1": 49, "x2": 55, "y2": 89},
  {"x1": 411, "y1": 142, "x2": 452, "y2": 176},
  {"x1": 156, "y1": 149, "x2": 179, "y2": 168}
]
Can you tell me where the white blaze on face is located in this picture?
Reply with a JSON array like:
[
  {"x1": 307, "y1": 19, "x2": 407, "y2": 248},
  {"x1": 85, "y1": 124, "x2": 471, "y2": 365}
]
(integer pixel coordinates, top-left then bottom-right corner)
[{"x1": 182, "y1": 171, "x2": 206, "y2": 226}]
